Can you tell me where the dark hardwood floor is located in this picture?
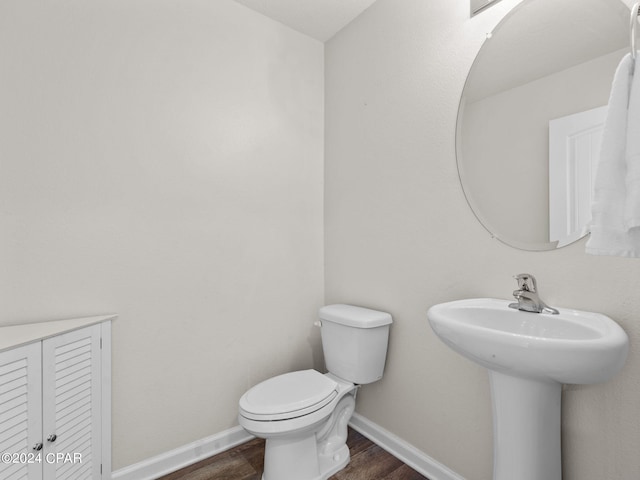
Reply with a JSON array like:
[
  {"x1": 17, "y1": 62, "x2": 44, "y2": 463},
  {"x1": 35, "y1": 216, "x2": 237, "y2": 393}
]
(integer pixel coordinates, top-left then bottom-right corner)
[{"x1": 156, "y1": 428, "x2": 430, "y2": 480}]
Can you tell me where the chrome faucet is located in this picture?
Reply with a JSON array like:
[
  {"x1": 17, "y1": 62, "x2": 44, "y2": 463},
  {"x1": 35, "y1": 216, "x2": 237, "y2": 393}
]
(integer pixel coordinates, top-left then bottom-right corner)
[{"x1": 508, "y1": 273, "x2": 559, "y2": 314}]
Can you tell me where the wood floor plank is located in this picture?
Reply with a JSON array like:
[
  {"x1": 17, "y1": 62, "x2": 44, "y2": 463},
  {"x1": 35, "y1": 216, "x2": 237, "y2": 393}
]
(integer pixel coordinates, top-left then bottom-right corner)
[
  {"x1": 385, "y1": 464, "x2": 432, "y2": 480},
  {"x1": 331, "y1": 443, "x2": 403, "y2": 480},
  {"x1": 159, "y1": 450, "x2": 257, "y2": 480},
  {"x1": 239, "y1": 438, "x2": 265, "y2": 473},
  {"x1": 156, "y1": 428, "x2": 429, "y2": 480},
  {"x1": 171, "y1": 457, "x2": 255, "y2": 480}
]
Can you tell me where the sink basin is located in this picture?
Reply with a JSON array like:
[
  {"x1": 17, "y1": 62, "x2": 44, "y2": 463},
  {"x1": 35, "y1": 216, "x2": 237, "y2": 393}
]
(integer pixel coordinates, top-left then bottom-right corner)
[
  {"x1": 427, "y1": 297, "x2": 628, "y2": 480},
  {"x1": 427, "y1": 298, "x2": 628, "y2": 384}
]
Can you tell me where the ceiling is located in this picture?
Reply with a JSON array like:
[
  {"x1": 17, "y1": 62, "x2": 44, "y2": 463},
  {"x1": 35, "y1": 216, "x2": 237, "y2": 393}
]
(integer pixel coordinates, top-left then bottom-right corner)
[{"x1": 230, "y1": 0, "x2": 378, "y2": 42}]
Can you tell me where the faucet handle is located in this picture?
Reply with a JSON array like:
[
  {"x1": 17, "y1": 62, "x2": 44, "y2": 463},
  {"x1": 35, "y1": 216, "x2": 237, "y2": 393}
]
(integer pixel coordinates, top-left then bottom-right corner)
[{"x1": 514, "y1": 273, "x2": 537, "y2": 292}]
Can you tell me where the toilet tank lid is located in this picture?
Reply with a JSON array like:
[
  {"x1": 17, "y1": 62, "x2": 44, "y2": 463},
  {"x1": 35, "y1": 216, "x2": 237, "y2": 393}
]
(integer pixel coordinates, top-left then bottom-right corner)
[{"x1": 319, "y1": 304, "x2": 392, "y2": 328}]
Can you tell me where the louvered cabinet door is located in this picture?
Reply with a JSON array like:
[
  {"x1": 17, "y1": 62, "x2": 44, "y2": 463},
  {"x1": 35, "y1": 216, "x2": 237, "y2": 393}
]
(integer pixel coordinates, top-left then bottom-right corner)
[
  {"x1": 0, "y1": 343, "x2": 43, "y2": 480},
  {"x1": 41, "y1": 325, "x2": 102, "y2": 480}
]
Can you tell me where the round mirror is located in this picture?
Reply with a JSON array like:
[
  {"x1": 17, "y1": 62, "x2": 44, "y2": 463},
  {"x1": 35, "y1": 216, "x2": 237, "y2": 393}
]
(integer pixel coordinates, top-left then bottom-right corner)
[{"x1": 457, "y1": 0, "x2": 630, "y2": 250}]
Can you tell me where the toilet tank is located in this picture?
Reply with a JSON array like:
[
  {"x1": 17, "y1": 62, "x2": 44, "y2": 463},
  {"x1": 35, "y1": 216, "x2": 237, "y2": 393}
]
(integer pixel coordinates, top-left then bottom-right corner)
[{"x1": 319, "y1": 304, "x2": 392, "y2": 384}]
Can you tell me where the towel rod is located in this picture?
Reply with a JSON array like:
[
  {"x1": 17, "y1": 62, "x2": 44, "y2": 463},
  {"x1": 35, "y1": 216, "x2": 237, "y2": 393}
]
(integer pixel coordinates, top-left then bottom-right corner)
[{"x1": 631, "y1": 2, "x2": 640, "y2": 61}]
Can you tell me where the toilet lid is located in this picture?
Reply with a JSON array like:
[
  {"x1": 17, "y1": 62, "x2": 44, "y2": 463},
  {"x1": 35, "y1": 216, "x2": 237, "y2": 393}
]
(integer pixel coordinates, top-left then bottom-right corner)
[{"x1": 239, "y1": 370, "x2": 338, "y2": 421}]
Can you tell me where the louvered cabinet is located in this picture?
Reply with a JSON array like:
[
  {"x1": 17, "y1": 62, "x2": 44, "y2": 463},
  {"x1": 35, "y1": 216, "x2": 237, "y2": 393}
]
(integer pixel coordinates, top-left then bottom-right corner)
[
  {"x1": 0, "y1": 316, "x2": 114, "y2": 480},
  {"x1": 0, "y1": 342, "x2": 42, "y2": 480}
]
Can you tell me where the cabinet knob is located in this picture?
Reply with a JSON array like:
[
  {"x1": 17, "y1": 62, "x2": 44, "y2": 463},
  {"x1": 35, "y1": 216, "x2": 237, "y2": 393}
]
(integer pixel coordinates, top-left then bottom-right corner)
[
  {"x1": 33, "y1": 443, "x2": 43, "y2": 451},
  {"x1": 47, "y1": 434, "x2": 57, "y2": 443}
]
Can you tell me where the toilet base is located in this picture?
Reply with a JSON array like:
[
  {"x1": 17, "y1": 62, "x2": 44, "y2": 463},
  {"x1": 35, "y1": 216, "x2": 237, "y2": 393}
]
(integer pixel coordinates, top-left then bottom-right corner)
[
  {"x1": 260, "y1": 388, "x2": 356, "y2": 480},
  {"x1": 319, "y1": 444, "x2": 350, "y2": 479},
  {"x1": 261, "y1": 444, "x2": 350, "y2": 480}
]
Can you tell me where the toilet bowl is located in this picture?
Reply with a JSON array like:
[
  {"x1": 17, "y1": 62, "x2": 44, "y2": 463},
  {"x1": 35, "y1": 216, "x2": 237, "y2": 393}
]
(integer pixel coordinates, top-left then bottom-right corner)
[
  {"x1": 239, "y1": 370, "x2": 357, "y2": 480},
  {"x1": 238, "y1": 304, "x2": 392, "y2": 480}
]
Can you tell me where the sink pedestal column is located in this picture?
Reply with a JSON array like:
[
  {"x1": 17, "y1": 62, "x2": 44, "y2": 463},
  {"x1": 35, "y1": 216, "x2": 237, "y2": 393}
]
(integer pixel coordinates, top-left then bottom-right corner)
[{"x1": 489, "y1": 371, "x2": 562, "y2": 480}]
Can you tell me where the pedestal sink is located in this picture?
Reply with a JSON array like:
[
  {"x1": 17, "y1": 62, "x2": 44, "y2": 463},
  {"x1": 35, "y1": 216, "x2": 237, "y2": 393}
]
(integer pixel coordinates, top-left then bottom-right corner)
[{"x1": 427, "y1": 298, "x2": 628, "y2": 480}]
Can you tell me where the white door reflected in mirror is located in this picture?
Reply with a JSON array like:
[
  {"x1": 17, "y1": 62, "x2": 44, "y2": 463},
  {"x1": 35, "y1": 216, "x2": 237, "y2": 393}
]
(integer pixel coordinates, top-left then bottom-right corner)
[{"x1": 549, "y1": 106, "x2": 607, "y2": 247}]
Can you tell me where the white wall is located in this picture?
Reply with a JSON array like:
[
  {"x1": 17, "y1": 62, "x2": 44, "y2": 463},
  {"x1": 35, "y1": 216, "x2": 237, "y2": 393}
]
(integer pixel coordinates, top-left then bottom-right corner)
[
  {"x1": 326, "y1": 1, "x2": 640, "y2": 479},
  {"x1": 0, "y1": 0, "x2": 324, "y2": 470}
]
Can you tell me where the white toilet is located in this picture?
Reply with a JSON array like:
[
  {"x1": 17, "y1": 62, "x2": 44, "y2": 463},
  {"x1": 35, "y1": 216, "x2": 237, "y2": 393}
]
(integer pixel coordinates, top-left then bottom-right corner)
[{"x1": 238, "y1": 304, "x2": 392, "y2": 480}]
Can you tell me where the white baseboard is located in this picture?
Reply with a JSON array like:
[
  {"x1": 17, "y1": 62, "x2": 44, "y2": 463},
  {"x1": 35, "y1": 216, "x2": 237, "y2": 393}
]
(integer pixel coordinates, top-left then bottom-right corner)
[
  {"x1": 348, "y1": 413, "x2": 467, "y2": 480},
  {"x1": 112, "y1": 414, "x2": 465, "y2": 480},
  {"x1": 111, "y1": 425, "x2": 254, "y2": 480}
]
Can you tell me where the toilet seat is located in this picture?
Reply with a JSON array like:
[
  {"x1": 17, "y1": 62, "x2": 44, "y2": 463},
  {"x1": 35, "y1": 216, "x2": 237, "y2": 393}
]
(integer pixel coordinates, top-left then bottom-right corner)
[{"x1": 239, "y1": 370, "x2": 338, "y2": 421}]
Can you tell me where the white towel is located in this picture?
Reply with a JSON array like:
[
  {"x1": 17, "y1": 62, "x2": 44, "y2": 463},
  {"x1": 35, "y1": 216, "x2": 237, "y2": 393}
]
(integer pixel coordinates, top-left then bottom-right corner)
[
  {"x1": 586, "y1": 54, "x2": 640, "y2": 257},
  {"x1": 625, "y1": 54, "x2": 640, "y2": 229}
]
